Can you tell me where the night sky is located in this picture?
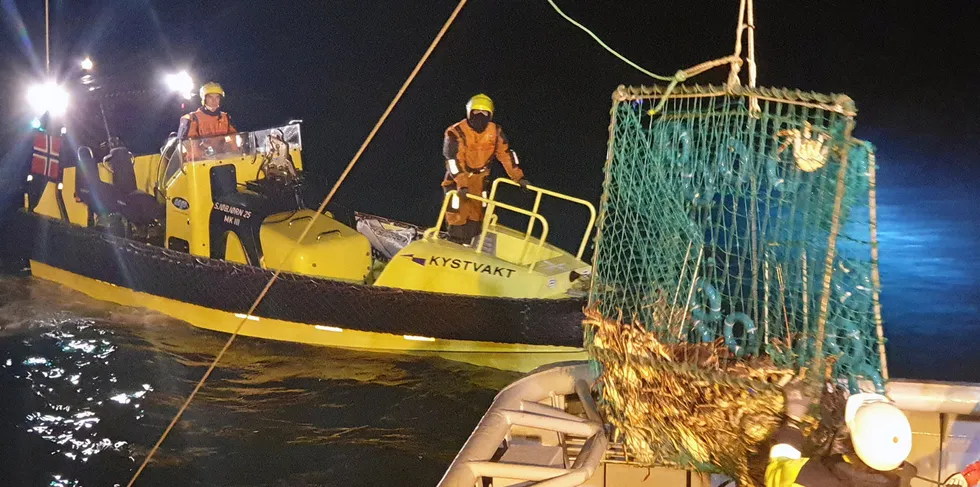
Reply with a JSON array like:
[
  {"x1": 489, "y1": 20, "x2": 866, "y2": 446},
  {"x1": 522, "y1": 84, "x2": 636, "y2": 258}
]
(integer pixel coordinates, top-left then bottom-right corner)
[{"x1": 1, "y1": 0, "x2": 976, "y2": 230}]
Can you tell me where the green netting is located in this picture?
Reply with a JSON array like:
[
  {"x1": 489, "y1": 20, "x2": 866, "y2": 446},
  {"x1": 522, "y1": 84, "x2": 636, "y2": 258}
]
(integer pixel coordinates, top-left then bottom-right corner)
[{"x1": 588, "y1": 83, "x2": 887, "y2": 390}]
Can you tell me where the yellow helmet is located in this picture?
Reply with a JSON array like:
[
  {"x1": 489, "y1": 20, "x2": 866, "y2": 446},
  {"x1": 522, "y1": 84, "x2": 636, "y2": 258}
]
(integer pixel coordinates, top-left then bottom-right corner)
[
  {"x1": 200, "y1": 82, "x2": 225, "y2": 103},
  {"x1": 466, "y1": 94, "x2": 494, "y2": 117}
]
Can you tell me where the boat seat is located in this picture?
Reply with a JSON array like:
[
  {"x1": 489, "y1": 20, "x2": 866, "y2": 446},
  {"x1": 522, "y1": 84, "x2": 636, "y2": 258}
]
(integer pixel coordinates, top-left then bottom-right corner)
[
  {"x1": 104, "y1": 147, "x2": 139, "y2": 194},
  {"x1": 118, "y1": 192, "x2": 165, "y2": 225},
  {"x1": 104, "y1": 147, "x2": 165, "y2": 224},
  {"x1": 75, "y1": 146, "x2": 125, "y2": 216}
]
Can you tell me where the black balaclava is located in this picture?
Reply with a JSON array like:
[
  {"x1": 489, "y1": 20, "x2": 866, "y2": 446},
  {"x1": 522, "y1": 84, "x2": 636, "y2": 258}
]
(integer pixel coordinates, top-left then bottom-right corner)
[{"x1": 467, "y1": 112, "x2": 490, "y2": 133}]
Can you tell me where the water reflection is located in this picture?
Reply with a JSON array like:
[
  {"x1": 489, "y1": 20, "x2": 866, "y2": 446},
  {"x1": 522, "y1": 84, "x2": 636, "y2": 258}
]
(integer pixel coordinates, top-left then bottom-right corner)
[
  {"x1": 0, "y1": 276, "x2": 516, "y2": 486},
  {"x1": 0, "y1": 313, "x2": 154, "y2": 486},
  {"x1": 875, "y1": 185, "x2": 980, "y2": 380}
]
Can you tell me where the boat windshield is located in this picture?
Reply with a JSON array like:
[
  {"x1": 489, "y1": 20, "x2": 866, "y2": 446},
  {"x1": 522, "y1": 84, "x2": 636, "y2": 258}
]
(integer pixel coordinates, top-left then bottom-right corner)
[
  {"x1": 159, "y1": 123, "x2": 302, "y2": 189},
  {"x1": 178, "y1": 123, "x2": 302, "y2": 163}
]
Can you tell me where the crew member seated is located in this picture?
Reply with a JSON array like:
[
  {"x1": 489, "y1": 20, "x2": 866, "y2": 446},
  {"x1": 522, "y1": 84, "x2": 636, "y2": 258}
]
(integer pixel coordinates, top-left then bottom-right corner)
[
  {"x1": 177, "y1": 82, "x2": 238, "y2": 160},
  {"x1": 178, "y1": 82, "x2": 236, "y2": 139}
]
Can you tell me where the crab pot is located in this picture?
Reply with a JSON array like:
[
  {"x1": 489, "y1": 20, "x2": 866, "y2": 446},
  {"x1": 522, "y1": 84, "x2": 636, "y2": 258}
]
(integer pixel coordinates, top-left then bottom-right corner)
[{"x1": 585, "y1": 84, "x2": 888, "y2": 483}]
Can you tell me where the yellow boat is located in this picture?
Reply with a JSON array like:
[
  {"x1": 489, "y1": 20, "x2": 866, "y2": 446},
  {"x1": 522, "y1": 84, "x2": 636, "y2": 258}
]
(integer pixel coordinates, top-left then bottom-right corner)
[{"x1": 6, "y1": 123, "x2": 597, "y2": 372}]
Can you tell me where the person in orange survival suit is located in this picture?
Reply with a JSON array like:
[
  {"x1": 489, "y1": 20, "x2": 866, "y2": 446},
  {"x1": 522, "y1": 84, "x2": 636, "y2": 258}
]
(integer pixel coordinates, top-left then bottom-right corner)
[
  {"x1": 441, "y1": 93, "x2": 529, "y2": 245},
  {"x1": 177, "y1": 82, "x2": 238, "y2": 160}
]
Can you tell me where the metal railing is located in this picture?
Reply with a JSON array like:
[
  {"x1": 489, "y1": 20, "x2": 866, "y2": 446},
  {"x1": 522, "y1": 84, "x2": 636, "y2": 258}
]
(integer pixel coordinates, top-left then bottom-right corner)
[
  {"x1": 438, "y1": 363, "x2": 608, "y2": 487},
  {"x1": 425, "y1": 189, "x2": 552, "y2": 272},
  {"x1": 425, "y1": 179, "x2": 598, "y2": 271},
  {"x1": 488, "y1": 179, "x2": 597, "y2": 261}
]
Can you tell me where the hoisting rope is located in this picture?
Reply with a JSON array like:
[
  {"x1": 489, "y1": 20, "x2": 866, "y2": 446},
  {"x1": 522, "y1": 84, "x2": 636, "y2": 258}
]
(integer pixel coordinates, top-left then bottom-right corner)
[
  {"x1": 546, "y1": 0, "x2": 751, "y2": 114},
  {"x1": 726, "y1": 0, "x2": 756, "y2": 88},
  {"x1": 545, "y1": 0, "x2": 673, "y2": 82},
  {"x1": 726, "y1": 0, "x2": 760, "y2": 113},
  {"x1": 125, "y1": 0, "x2": 469, "y2": 484}
]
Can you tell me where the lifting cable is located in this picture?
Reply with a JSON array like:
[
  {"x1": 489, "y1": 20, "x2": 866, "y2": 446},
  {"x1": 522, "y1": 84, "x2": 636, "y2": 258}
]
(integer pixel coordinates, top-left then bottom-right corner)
[
  {"x1": 125, "y1": 0, "x2": 469, "y2": 484},
  {"x1": 545, "y1": 0, "x2": 674, "y2": 82},
  {"x1": 546, "y1": 0, "x2": 749, "y2": 113}
]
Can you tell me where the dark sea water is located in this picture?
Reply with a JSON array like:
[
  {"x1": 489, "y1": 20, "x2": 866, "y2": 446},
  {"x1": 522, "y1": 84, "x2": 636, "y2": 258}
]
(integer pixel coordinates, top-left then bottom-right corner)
[
  {"x1": 0, "y1": 277, "x2": 519, "y2": 486},
  {"x1": 874, "y1": 183, "x2": 980, "y2": 382}
]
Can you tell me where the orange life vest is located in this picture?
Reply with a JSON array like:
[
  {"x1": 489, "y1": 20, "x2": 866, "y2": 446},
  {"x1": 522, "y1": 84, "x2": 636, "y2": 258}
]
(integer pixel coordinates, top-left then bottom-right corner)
[{"x1": 180, "y1": 108, "x2": 237, "y2": 139}]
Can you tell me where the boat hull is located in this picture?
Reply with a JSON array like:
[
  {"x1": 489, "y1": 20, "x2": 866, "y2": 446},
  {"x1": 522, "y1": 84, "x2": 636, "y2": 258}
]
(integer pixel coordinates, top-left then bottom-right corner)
[{"x1": 5, "y1": 212, "x2": 587, "y2": 372}]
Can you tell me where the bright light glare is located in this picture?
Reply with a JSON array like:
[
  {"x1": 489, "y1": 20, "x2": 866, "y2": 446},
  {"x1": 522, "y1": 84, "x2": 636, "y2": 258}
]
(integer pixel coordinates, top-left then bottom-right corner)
[
  {"x1": 80, "y1": 57, "x2": 94, "y2": 71},
  {"x1": 27, "y1": 81, "x2": 69, "y2": 117},
  {"x1": 165, "y1": 71, "x2": 194, "y2": 99}
]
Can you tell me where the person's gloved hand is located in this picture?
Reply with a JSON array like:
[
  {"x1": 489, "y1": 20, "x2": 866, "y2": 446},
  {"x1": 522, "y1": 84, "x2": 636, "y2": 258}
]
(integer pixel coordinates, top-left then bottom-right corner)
[
  {"x1": 783, "y1": 379, "x2": 816, "y2": 422},
  {"x1": 456, "y1": 187, "x2": 470, "y2": 199},
  {"x1": 946, "y1": 474, "x2": 968, "y2": 487},
  {"x1": 518, "y1": 178, "x2": 531, "y2": 193}
]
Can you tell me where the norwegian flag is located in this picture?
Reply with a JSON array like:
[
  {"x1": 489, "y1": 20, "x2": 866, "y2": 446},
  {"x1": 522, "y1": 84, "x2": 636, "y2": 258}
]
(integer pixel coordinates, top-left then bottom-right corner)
[{"x1": 31, "y1": 133, "x2": 62, "y2": 180}]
